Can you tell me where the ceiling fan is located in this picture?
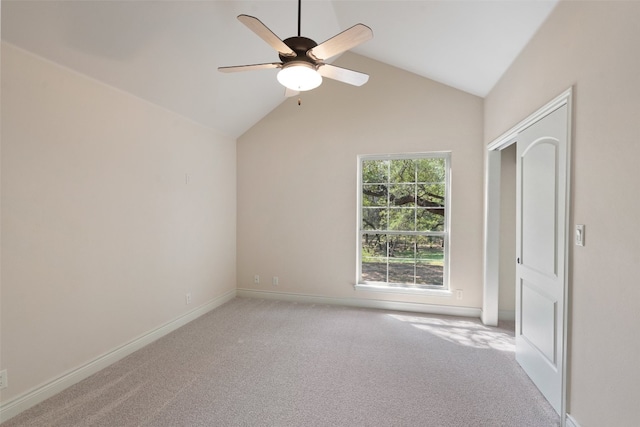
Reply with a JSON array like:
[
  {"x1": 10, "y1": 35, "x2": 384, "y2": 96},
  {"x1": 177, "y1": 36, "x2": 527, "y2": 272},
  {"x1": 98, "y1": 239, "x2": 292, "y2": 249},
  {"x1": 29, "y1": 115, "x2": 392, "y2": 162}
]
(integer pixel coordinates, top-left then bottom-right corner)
[{"x1": 218, "y1": 0, "x2": 373, "y2": 96}]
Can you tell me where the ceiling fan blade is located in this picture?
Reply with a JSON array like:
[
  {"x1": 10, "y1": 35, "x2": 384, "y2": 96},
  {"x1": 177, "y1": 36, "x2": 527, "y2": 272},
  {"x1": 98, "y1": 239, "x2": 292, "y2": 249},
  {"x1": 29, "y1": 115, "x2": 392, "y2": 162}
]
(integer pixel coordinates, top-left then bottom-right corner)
[
  {"x1": 308, "y1": 24, "x2": 373, "y2": 61},
  {"x1": 237, "y1": 14, "x2": 296, "y2": 57},
  {"x1": 318, "y1": 64, "x2": 369, "y2": 87},
  {"x1": 284, "y1": 88, "x2": 300, "y2": 98},
  {"x1": 218, "y1": 63, "x2": 281, "y2": 73}
]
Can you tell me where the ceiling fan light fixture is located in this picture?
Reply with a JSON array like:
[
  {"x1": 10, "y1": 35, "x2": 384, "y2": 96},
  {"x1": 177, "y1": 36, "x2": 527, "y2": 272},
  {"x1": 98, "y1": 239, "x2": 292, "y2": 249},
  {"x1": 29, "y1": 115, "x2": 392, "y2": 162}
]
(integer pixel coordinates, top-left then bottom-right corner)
[{"x1": 277, "y1": 62, "x2": 322, "y2": 91}]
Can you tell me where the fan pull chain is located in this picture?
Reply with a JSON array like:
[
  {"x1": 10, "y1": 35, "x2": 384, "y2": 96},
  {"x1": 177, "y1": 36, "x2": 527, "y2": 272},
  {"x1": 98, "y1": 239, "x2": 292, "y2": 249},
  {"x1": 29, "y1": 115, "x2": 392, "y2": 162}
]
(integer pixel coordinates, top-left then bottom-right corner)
[{"x1": 298, "y1": 98, "x2": 301, "y2": 106}]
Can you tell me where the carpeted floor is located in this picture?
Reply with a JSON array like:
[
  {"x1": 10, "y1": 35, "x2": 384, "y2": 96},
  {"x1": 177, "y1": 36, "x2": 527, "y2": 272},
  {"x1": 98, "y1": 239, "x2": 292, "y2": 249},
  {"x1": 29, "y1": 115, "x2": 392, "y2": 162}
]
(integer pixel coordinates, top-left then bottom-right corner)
[{"x1": 3, "y1": 297, "x2": 560, "y2": 426}]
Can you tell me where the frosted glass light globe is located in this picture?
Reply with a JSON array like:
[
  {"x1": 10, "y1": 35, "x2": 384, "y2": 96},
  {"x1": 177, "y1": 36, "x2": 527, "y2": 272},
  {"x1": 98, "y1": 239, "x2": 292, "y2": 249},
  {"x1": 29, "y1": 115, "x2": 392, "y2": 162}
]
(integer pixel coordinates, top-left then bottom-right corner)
[{"x1": 277, "y1": 62, "x2": 322, "y2": 91}]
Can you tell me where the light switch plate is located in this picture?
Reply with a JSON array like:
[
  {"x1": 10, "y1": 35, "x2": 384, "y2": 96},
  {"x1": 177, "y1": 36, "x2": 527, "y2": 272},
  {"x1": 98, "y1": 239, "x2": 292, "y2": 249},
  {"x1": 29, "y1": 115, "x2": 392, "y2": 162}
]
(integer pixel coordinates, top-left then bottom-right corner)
[{"x1": 575, "y1": 224, "x2": 585, "y2": 246}]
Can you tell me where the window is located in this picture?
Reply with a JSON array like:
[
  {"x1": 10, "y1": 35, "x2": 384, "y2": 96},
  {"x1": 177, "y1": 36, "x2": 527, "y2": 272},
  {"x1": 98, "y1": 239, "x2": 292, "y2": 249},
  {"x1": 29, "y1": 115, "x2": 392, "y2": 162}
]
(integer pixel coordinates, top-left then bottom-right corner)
[{"x1": 357, "y1": 153, "x2": 450, "y2": 291}]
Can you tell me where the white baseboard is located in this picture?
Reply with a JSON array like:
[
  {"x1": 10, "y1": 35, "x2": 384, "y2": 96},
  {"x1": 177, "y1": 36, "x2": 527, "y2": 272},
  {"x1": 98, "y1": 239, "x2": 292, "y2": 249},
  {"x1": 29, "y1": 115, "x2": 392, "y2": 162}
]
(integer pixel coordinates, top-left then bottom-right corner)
[
  {"x1": 236, "y1": 288, "x2": 482, "y2": 318},
  {"x1": 498, "y1": 309, "x2": 516, "y2": 321},
  {"x1": 566, "y1": 414, "x2": 581, "y2": 427},
  {"x1": 0, "y1": 289, "x2": 236, "y2": 424}
]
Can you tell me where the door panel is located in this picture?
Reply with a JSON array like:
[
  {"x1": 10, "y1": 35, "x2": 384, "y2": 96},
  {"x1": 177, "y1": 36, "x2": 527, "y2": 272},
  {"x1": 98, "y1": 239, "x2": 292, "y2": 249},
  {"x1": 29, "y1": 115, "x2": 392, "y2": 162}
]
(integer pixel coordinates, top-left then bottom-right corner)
[
  {"x1": 516, "y1": 104, "x2": 568, "y2": 415},
  {"x1": 521, "y1": 141, "x2": 557, "y2": 276},
  {"x1": 521, "y1": 280, "x2": 557, "y2": 364}
]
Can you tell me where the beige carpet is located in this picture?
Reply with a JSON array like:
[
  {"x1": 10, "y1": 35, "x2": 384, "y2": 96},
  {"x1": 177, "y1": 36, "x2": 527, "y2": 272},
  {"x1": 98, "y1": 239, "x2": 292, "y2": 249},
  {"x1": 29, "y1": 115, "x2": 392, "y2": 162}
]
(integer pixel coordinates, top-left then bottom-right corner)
[{"x1": 3, "y1": 297, "x2": 560, "y2": 426}]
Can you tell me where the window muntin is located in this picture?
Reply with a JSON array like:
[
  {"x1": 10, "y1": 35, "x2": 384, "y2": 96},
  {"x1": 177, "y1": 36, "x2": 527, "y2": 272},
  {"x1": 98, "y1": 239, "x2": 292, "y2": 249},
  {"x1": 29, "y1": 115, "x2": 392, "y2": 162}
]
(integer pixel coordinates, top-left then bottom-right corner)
[{"x1": 358, "y1": 154, "x2": 449, "y2": 289}]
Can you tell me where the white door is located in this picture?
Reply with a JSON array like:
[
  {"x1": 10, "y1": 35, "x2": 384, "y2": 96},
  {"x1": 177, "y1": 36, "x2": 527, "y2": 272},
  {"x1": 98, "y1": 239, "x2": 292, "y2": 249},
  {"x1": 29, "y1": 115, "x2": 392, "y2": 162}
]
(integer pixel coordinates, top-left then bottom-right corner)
[{"x1": 515, "y1": 104, "x2": 568, "y2": 415}]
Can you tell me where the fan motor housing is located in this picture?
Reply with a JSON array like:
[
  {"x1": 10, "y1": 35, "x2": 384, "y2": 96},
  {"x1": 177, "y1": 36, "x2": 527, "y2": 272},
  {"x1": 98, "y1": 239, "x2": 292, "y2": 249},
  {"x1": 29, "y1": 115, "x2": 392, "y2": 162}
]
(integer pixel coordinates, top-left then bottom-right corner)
[{"x1": 280, "y1": 36, "x2": 319, "y2": 65}]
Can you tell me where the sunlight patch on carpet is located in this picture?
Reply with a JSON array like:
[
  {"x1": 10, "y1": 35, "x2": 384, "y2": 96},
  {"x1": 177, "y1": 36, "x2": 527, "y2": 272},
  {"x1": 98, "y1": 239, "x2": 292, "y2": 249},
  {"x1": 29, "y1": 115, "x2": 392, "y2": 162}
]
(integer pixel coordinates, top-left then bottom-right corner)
[{"x1": 387, "y1": 314, "x2": 515, "y2": 352}]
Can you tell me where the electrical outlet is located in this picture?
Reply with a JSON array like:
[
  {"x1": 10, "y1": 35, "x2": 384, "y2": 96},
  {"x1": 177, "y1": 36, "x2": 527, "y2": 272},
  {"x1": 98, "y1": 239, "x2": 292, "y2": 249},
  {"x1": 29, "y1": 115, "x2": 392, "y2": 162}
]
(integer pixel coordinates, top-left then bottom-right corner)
[
  {"x1": 455, "y1": 290, "x2": 463, "y2": 300},
  {"x1": 0, "y1": 370, "x2": 8, "y2": 389},
  {"x1": 272, "y1": 276, "x2": 279, "y2": 286},
  {"x1": 254, "y1": 275, "x2": 260, "y2": 284},
  {"x1": 185, "y1": 293, "x2": 192, "y2": 305}
]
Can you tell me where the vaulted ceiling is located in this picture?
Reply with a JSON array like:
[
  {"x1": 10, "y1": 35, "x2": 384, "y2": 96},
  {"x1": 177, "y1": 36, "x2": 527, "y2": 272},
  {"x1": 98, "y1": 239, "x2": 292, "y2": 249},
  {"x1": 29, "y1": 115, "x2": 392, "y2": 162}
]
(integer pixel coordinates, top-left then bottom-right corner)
[{"x1": 2, "y1": 1, "x2": 559, "y2": 138}]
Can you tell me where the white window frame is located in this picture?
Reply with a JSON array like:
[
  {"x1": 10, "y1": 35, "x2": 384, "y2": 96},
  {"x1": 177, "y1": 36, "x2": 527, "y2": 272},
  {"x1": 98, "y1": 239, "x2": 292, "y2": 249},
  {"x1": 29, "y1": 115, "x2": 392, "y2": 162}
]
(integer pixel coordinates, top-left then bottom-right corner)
[{"x1": 355, "y1": 152, "x2": 451, "y2": 296}]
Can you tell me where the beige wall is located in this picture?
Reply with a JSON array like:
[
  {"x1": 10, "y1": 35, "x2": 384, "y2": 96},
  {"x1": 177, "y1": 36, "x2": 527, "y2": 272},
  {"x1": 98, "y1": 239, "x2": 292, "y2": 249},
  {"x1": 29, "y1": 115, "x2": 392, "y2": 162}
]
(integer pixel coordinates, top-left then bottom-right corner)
[
  {"x1": 1, "y1": 43, "x2": 236, "y2": 402},
  {"x1": 485, "y1": 1, "x2": 640, "y2": 425},
  {"x1": 238, "y1": 53, "x2": 484, "y2": 309}
]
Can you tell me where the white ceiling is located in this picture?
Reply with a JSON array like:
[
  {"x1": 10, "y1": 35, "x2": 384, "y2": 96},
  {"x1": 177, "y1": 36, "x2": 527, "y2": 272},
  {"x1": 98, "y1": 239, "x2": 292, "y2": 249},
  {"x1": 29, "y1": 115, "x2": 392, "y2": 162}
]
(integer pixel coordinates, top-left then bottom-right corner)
[{"x1": 2, "y1": 1, "x2": 559, "y2": 138}]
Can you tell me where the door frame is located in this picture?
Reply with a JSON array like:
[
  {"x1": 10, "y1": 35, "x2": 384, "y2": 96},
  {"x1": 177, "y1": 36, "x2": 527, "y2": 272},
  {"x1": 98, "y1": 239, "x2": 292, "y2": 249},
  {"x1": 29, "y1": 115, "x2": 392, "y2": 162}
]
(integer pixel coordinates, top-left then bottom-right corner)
[{"x1": 482, "y1": 88, "x2": 572, "y2": 422}]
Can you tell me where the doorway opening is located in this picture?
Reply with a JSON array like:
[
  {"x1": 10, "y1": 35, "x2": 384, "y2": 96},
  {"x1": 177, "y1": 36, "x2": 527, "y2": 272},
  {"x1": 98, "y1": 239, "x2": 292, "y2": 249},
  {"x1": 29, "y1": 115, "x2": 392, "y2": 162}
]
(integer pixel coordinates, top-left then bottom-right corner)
[
  {"x1": 482, "y1": 88, "x2": 572, "y2": 422},
  {"x1": 498, "y1": 145, "x2": 517, "y2": 325}
]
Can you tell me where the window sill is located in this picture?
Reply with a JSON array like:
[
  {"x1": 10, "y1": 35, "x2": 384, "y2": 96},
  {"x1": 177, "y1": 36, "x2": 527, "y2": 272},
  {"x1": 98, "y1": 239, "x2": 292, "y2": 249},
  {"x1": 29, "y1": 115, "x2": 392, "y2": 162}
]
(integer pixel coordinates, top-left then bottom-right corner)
[{"x1": 354, "y1": 283, "x2": 452, "y2": 297}]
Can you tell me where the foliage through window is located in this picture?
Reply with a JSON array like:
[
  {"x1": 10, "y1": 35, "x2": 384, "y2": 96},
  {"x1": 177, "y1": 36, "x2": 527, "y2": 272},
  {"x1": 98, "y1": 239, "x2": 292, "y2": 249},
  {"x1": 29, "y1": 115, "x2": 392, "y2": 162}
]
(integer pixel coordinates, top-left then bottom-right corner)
[{"x1": 358, "y1": 154, "x2": 449, "y2": 289}]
